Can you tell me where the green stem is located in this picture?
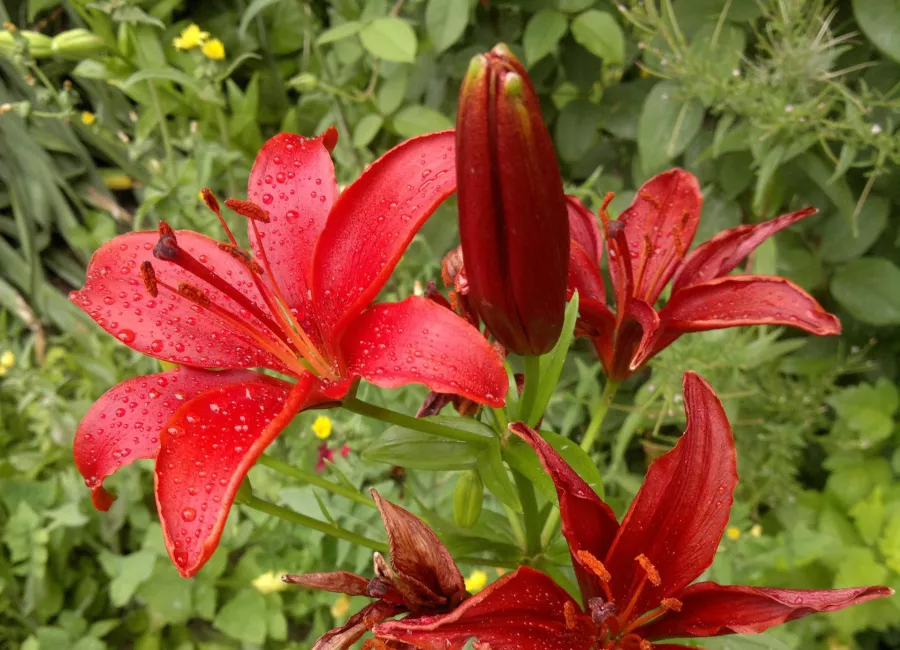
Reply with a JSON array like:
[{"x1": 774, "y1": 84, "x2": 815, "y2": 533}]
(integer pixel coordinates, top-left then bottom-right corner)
[
  {"x1": 492, "y1": 406, "x2": 509, "y2": 435},
  {"x1": 215, "y1": 106, "x2": 238, "y2": 198},
  {"x1": 513, "y1": 470, "x2": 541, "y2": 556},
  {"x1": 147, "y1": 81, "x2": 175, "y2": 183},
  {"x1": 258, "y1": 455, "x2": 376, "y2": 509},
  {"x1": 580, "y1": 380, "x2": 620, "y2": 454},
  {"x1": 245, "y1": 496, "x2": 388, "y2": 553},
  {"x1": 342, "y1": 397, "x2": 488, "y2": 445},
  {"x1": 503, "y1": 504, "x2": 527, "y2": 551},
  {"x1": 540, "y1": 380, "x2": 619, "y2": 547},
  {"x1": 520, "y1": 355, "x2": 542, "y2": 426}
]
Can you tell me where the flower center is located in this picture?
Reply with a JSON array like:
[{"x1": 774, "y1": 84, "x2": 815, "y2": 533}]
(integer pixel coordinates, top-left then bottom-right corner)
[
  {"x1": 142, "y1": 190, "x2": 335, "y2": 379},
  {"x1": 574, "y1": 550, "x2": 683, "y2": 649}
]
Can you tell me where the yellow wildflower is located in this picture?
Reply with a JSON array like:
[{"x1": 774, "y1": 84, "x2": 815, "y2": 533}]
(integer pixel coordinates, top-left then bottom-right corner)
[
  {"x1": 81, "y1": 111, "x2": 96, "y2": 125},
  {"x1": 201, "y1": 38, "x2": 225, "y2": 61},
  {"x1": 252, "y1": 570, "x2": 288, "y2": 594},
  {"x1": 464, "y1": 570, "x2": 488, "y2": 593},
  {"x1": 495, "y1": 567, "x2": 507, "y2": 577},
  {"x1": 726, "y1": 526, "x2": 741, "y2": 541},
  {"x1": 173, "y1": 24, "x2": 209, "y2": 51},
  {"x1": 0, "y1": 351, "x2": 14, "y2": 368},
  {"x1": 312, "y1": 415, "x2": 333, "y2": 440},
  {"x1": 750, "y1": 524, "x2": 763, "y2": 538},
  {"x1": 331, "y1": 594, "x2": 351, "y2": 618},
  {"x1": 198, "y1": 191, "x2": 205, "y2": 201}
]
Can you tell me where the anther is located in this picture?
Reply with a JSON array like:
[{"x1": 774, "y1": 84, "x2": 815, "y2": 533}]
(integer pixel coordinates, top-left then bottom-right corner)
[
  {"x1": 661, "y1": 597, "x2": 682, "y2": 612},
  {"x1": 564, "y1": 601, "x2": 578, "y2": 630},
  {"x1": 639, "y1": 640, "x2": 652, "y2": 650},
  {"x1": 639, "y1": 190, "x2": 662, "y2": 210},
  {"x1": 225, "y1": 198, "x2": 270, "y2": 223},
  {"x1": 361, "y1": 639, "x2": 388, "y2": 650},
  {"x1": 201, "y1": 187, "x2": 220, "y2": 214},
  {"x1": 140, "y1": 261, "x2": 158, "y2": 297},
  {"x1": 177, "y1": 282, "x2": 210, "y2": 307},
  {"x1": 577, "y1": 550, "x2": 611, "y2": 582},
  {"x1": 153, "y1": 221, "x2": 179, "y2": 261},
  {"x1": 217, "y1": 242, "x2": 263, "y2": 274},
  {"x1": 635, "y1": 554, "x2": 661, "y2": 586}
]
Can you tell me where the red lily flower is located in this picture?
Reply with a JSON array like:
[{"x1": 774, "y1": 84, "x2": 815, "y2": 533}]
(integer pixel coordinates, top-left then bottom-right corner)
[
  {"x1": 284, "y1": 490, "x2": 468, "y2": 650},
  {"x1": 70, "y1": 129, "x2": 507, "y2": 577},
  {"x1": 374, "y1": 373, "x2": 892, "y2": 649},
  {"x1": 567, "y1": 170, "x2": 841, "y2": 380}
]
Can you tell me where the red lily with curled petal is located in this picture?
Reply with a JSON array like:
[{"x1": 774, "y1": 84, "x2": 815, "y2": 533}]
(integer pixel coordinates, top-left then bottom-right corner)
[
  {"x1": 567, "y1": 170, "x2": 841, "y2": 380},
  {"x1": 374, "y1": 372, "x2": 892, "y2": 649},
  {"x1": 70, "y1": 129, "x2": 507, "y2": 577}
]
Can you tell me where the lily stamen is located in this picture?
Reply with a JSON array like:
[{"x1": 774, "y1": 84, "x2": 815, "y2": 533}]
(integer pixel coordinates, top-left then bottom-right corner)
[
  {"x1": 622, "y1": 597, "x2": 683, "y2": 635},
  {"x1": 618, "y1": 555, "x2": 661, "y2": 626},
  {"x1": 201, "y1": 187, "x2": 237, "y2": 246}
]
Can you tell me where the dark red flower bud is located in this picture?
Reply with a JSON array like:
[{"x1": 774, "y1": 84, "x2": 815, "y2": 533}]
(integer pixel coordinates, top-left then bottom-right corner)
[{"x1": 456, "y1": 44, "x2": 570, "y2": 356}]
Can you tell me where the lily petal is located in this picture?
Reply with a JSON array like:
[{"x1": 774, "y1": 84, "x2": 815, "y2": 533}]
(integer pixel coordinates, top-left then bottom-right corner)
[
  {"x1": 617, "y1": 170, "x2": 702, "y2": 304},
  {"x1": 282, "y1": 571, "x2": 370, "y2": 596},
  {"x1": 74, "y1": 367, "x2": 259, "y2": 511},
  {"x1": 611, "y1": 299, "x2": 660, "y2": 381},
  {"x1": 314, "y1": 600, "x2": 406, "y2": 650},
  {"x1": 312, "y1": 131, "x2": 457, "y2": 342},
  {"x1": 375, "y1": 567, "x2": 592, "y2": 650},
  {"x1": 155, "y1": 373, "x2": 315, "y2": 577},
  {"x1": 576, "y1": 298, "x2": 616, "y2": 373},
  {"x1": 671, "y1": 207, "x2": 816, "y2": 293},
  {"x1": 341, "y1": 296, "x2": 506, "y2": 407},
  {"x1": 247, "y1": 130, "x2": 339, "y2": 344},
  {"x1": 640, "y1": 582, "x2": 894, "y2": 639},
  {"x1": 510, "y1": 423, "x2": 619, "y2": 605},
  {"x1": 605, "y1": 373, "x2": 736, "y2": 616},
  {"x1": 69, "y1": 231, "x2": 290, "y2": 372},
  {"x1": 372, "y1": 491, "x2": 466, "y2": 604},
  {"x1": 569, "y1": 239, "x2": 606, "y2": 304},
  {"x1": 567, "y1": 195, "x2": 604, "y2": 271}
]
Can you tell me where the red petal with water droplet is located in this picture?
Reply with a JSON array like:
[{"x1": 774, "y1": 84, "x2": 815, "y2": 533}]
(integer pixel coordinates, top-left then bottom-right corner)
[
  {"x1": 671, "y1": 207, "x2": 816, "y2": 293},
  {"x1": 614, "y1": 170, "x2": 702, "y2": 304},
  {"x1": 641, "y1": 275, "x2": 841, "y2": 367},
  {"x1": 155, "y1": 373, "x2": 315, "y2": 577},
  {"x1": 567, "y1": 195, "x2": 604, "y2": 272},
  {"x1": 341, "y1": 297, "x2": 506, "y2": 407},
  {"x1": 604, "y1": 373, "x2": 736, "y2": 618},
  {"x1": 569, "y1": 240, "x2": 606, "y2": 304},
  {"x1": 312, "y1": 131, "x2": 457, "y2": 343},
  {"x1": 247, "y1": 131, "x2": 338, "y2": 346},
  {"x1": 375, "y1": 567, "x2": 592, "y2": 650},
  {"x1": 69, "y1": 231, "x2": 290, "y2": 372},
  {"x1": 74, "y1": 367, "x2": 259, "y2": 511},
  {"x1": 640, "y1": 582, "x2": 894, "y2": 639},
  {"x1": 510, "y1": 423, "x2": 619, "y2": 606}
]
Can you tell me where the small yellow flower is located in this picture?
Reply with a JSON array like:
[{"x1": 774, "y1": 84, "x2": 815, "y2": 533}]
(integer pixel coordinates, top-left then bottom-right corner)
[
  {"x1": 495, "y1": 567, "x2": 507, "y2": 577},
  {"x1": 201, "y1": 38, "x2": 225, "y2": 61},
  {"x1": 198, "y1": 191, "x2": 205, "y2": 201},
  {"x1": 331, "y1": 594, "x2": 351, "y2": 618},
  {"x1": 464, "y1": 570, "x2": 488, "y2": 593},
  {"x1": 726, "y1": 526, "x2": 741, "y2": 541},
  {"x1": 252, "y1": 570, "x2": 288, "y2": 594},
  {"x1": 312, "y1": 415, "x2": 333, "y2": 440},
  {"x1": 0, "y1": 350, "x2": 15, "y2": 368},
  {"x1": 173, "y1": 24, "x2": 209, "y2": 51},
  {"x1": 81, "y1": 111, "x2": 96, "y2": 125},
  {"x1": 750, "y1": 524, "x2": 763, "y2": 538}
]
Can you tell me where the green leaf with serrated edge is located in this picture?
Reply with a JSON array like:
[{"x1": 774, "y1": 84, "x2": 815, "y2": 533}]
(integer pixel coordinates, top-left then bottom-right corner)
[{"x1": 476, "y1": 441, "x2": 522, "y2": 512}]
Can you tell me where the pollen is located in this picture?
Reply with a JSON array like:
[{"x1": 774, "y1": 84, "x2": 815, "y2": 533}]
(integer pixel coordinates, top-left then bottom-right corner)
[
  {"x1": 639, "y1": 191, "x2": 662, "y2": 210},
  {"x1": 564, "y1": 601, "x2": 578, "y2": 629},
  {"x1": 177, "y1": 282, "x2": 210, "y2": 306},
  {"x1": 640, "y1": 640, "x2": 652, "y2": 650},
  {"x1": 636, "y1": 554, "x2": 661, "y2": 586},
  {"x1": 140, "y1": 261, "x2": 159, "y2": 297},
  {"x1": 577, "y1": 550, "x2": 611, "y2": 582},
  {"x1": 361, "y1": 640, "x2": 389, "y2": 650},
  {"x1": 312, "y1": 415, "x2": 333, "y2": 440},
  {"x1": 225, "y1": 198, "x2": 270, "y2": 223},
  {"x1": 661, "y1": 597, "x2": 682, "y2": 612},
  {"x1": 217, "y1": 242, "x2": 262, "y2": 273}
]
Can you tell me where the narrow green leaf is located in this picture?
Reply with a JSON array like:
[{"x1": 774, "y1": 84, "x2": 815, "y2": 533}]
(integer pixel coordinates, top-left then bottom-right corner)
[
  {"x1": 476, "y1": 441, "x2": 522, "y2": 512},
  {"x1": 531, "y1": 293, "x2": 579, "y2": 425}
]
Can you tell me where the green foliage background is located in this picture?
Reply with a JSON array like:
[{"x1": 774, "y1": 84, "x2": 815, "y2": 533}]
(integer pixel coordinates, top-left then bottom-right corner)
[{"x1": 1, "y1": 0, "x2": 899, "y2": 648}]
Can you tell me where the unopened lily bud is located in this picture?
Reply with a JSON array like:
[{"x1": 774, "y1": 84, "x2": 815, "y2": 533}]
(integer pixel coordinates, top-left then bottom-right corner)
[{"x1": 456, "y1": 44, "x2": 569, "y2": 355}]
